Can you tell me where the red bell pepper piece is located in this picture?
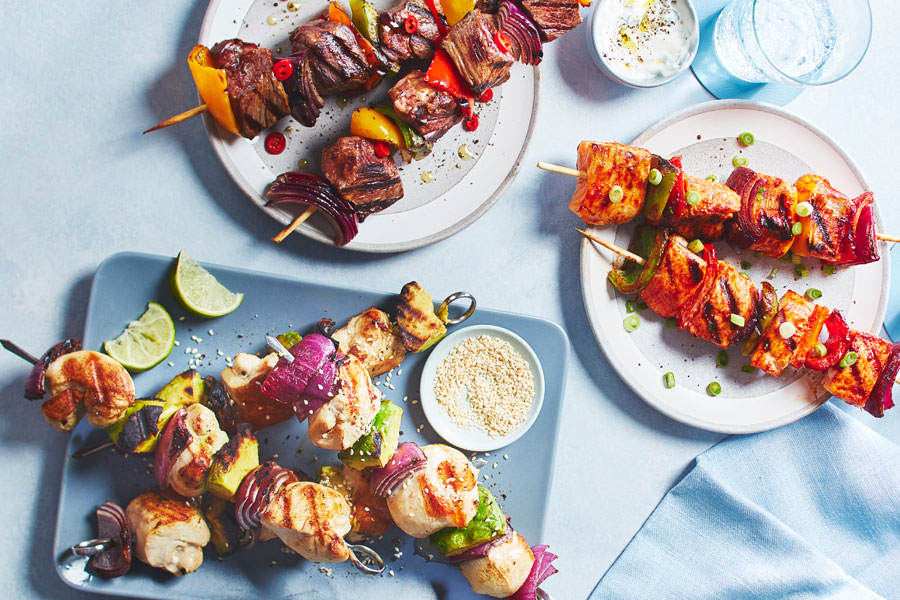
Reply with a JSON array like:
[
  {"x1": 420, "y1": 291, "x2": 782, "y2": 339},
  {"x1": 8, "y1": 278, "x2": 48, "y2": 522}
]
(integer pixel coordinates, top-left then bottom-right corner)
[
  {"x1": 804, "y1": 309, "x2": 851, "y2": 371},
  {"x1": 425, "y1": 48, "x2": 475, "y2": 118},
  {"x1": 424, "y1": 0, "x2": 449, "y2": 37},
  {"x1": 665, "y1": 155, "x2": 686, "y2": 222}
]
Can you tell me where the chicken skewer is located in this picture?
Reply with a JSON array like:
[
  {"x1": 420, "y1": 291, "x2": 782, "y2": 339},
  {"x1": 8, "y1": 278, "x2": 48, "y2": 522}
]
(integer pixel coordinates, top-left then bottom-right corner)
[{"x1": 577, "y1": 227, "x2": 900, "y2": 417}]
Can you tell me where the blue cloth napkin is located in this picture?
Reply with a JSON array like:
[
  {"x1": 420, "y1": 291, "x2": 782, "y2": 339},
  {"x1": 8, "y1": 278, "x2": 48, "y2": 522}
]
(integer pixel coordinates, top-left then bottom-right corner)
[{"x1": 590, "y1": 404, "x2": 900, "y2": 599}]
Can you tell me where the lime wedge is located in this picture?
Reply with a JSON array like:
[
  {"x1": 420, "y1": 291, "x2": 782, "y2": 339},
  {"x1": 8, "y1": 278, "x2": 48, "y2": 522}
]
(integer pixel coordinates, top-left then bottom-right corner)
[
  {"x1": 170, "y1": 251, "x2": 244, "y2": 317},
  {"x1": 104, "y1": 302, "x2": 176, "y2": 371}
]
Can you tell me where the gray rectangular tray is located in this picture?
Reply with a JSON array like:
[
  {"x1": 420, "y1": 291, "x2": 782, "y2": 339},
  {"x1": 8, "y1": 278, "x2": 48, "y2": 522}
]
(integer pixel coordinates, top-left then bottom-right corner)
[{"x1": 53, "y1": 252, "x2": 569, "y2": 599}]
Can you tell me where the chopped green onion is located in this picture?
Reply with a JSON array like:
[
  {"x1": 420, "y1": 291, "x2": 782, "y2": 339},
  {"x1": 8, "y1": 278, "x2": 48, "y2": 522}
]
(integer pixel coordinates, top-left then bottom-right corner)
[
  {"x1": 741, "y1": 364, "x2": 757, "y2": 374},
  {"x1": 626, "y1": 300, "x2": 647, "y2": 313},
  {"x1": 609, "y1": 185, "x2": 624, "y2": 203},
  {"x1": 795, "y1": 201, "x2": 813, "y2": 217},
  {"x1": 648, "y1": 168, "x2": 662, "y2": 185},
  {"x1": 739, "y1": 272, "x2": 751, "y2": 279},
  {"x1": 732, "y1": 156, "x2": 748, "y2": 167},
  {"x1": 666, "y1": 318, "x2": 677, "y2": 328},
  {"x1": 838, "y1": 351, "x2": 858, "y2": 368},
  {"x1": 779, "y1": 253, "x2": 794, "y2": 263},
  {"x1": 791, "y1": 253, "x2": 803, "y2": 264},
  {"x1": 791, "y1": 222, "x2": 803, "y2": 236},
  {"x1": 741, "y1": 260, "x2": 752, "y2": 270},
  {"x1": 779, "y1": 321, "x2": 797, "y2": 339},
  {"x1": 824, "y1": 265, "x2": 837, "y2": 276},
  {"x1": 753, "y1": 250, "x2": 765, "y2": 258},
  {"x1": 686, "y1": 191, "x2": 701, "y2": 205},
  {"x1": 687, "y1": 239, "x2": 704, "y2": 254},
  {"x1": 707, "y1": 321, "x2": 716, "y2": 333},
  {"x1": 706, "y1": 174, "x2": 719, "y2": 182},
  {"x1": 707, "y1": 381, "x2": 722, "y2": 396},
  {"x1": 738, "y1": 132, "x2": 755, "y2": 146},
  {"x1": 623, "y1": 315, "x2": 640, "y2": 332},
  {"x1": 813, "y1": 342, "x2": 827, "y2": 358},
  {"x1": 795, "y1": 264, "x2": 810, "y2": 279},
  {"x1": 767, "y1": 267, "x2": 778, "y2": 280},
  {"x1": 730, "y1": 313, "x2": 745, "y2": 327},
  {"x1": 664, "y1": 372, "x2": 675, "y2": 389},
  {"x1": 716, "y1": 350, "x2": 729, "y2": 368},
  {"x1": 805, "y1": 288, "x2": 822, "y2": 300}
]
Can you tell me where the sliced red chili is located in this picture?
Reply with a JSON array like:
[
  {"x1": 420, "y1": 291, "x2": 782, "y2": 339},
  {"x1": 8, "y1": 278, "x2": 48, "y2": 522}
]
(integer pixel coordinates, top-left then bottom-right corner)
[
  {"x1": 479, "y1": 88, "x2": 493, "y2": 102},
  {"x1": 493, "y1": 31, "x2": 510, "y2": 54},
  {"x1": 373, "y1": 141, "x2": 391, "y2": 157},
  {"x1": 265, "y1": 132, "x2": 287, "y2": 155},
  {"x1": 404, "y1": 14, "x2": 419, "y2": 34},
  {"x1": 464, "y1": 114, "x2": 479, "y2": 131},
  {"x1": 272, "y1": 60, "x2": 294, "y2": 81}
]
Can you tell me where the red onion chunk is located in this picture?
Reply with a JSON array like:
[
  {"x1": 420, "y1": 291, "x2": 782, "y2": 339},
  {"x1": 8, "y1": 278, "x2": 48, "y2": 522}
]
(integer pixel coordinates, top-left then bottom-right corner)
[
  {"x1": 725, "y1": 167, "x2": 764, "y2": 250},
  {"x1": 24, "y1": 338, "x2": 82, "y2": 400},
  {"x1": 509, "y1": 544, "x2": 558, "y2": 600},
  {"x1": 840, "y1": 197, "x2": 879, "y2": 266},
  {"x1": 865, "y1": 342, "x2": 900, "y2": 418},
  {"x1": 234, "y1": 461, "x2": 299, "y2": 531},
  {"x1": 301, "y1": 352, "x2": 344, "y2": 405},
  {"x1": 266, "y1": 172, "x2": 359, "y2": 246},
  {"x1": 261, "y1": 334, "x2": 336, "y2": 405},
  {"x1": 372, "y1": 441, "x2": 427, "y2": 497},
  {"x1": 154, "y1": 408, "x2": 191, "y2": 489},
  {"x1": 497, "y1": 1, "x2": 543, "y2": 66},
  {"x1": 87, "y1": 501, "x2": 132, "y2": 578}
]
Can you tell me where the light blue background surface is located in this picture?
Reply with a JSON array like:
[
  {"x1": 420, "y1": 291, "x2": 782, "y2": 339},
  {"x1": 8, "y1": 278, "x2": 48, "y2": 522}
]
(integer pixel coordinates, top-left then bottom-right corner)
[{"x1": 1, "y1": 1, "x2": 898, "y2": 598}]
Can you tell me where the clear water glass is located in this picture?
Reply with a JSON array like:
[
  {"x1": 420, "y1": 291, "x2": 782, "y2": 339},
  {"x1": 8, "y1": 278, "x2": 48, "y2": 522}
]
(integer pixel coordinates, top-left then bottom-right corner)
[{"x1": 713, "y1": 0, "x2": 872, "y2": 86}]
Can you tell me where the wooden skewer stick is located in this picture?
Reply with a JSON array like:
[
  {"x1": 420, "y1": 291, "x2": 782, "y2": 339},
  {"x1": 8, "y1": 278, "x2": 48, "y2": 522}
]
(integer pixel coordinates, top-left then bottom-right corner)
[
  {"x1": 143, "y1": 104, "x2": 209, "y2": 134},
  {"x1": 575, "y1": 228, "x2": 645, "y2": 265},
  {"x1": 543, "y1": 162, "x2": 900, "y2": 245},
  {"x1": 272, "y1": 206, "x2": 317, "y2": 243}
]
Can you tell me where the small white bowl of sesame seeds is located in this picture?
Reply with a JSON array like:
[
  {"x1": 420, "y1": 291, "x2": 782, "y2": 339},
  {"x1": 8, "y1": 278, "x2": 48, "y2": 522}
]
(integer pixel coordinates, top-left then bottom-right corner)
[{"x1": 419, "y1": 324, "x2": 545, "y2": 452}]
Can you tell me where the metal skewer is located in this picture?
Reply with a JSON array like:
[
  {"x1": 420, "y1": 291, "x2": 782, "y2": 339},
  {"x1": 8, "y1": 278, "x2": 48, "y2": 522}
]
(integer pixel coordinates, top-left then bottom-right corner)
[
  {"x1": 1, "y1": 339, "x2": 38, "y2": 364},
  {"x1": 266, "y1": 335, "x2": 295, "y2": 362},
  {"x1": 347, "y1": 543, "x2": 386, "y2": 575}
]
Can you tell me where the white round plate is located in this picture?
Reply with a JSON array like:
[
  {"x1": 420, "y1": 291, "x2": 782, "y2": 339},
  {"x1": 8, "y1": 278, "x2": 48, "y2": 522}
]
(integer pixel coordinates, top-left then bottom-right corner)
[
  {"x1": 198, "y1": 0, "x2": 539, "y2": 252},
  {"x1": 580, "y1": 100, "x2": 890, "y2": 434},
  {"x1": 419, "y1": 324, "x2": 545, "y2": 451}
]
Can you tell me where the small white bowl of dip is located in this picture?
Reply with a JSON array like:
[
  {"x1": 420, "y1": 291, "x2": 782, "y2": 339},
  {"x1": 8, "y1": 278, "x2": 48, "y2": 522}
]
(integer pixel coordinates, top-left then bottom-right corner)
[{"x1": 587, "y1": 0, "x2": 700, "y2": 88}]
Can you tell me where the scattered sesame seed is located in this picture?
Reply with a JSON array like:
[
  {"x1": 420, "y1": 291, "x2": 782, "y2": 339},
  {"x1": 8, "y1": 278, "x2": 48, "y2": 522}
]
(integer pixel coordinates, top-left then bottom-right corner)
[
  {"x1": 503, "y1": 454, "x2": 509, "y2": 460},
  {"x1": 167, "y1": 361, "x2": 174, "y2": 367},
  {"x1": 173, "y1": 340, "x2": 180, "y2": 346},
  {"x1": 208, "y1": 329, "x2": 215, "y2": 336}
]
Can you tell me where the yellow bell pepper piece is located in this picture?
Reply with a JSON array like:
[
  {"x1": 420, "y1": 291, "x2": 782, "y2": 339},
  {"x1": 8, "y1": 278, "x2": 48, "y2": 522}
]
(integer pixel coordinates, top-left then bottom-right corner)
[
  {"x1": 187, "y1": 45, "x2": 240, "y2": 136},
  {"x1": 350, "y1": 107, "x2": 406, "y2": 149},
  {"x1": 443, "y1": 0, "x2": 475, "y2": 26}
]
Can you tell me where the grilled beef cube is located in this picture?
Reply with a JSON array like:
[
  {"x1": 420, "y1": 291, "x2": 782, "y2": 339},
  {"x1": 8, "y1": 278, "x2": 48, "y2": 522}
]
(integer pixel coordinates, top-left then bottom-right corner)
[
  {"x1": 476, "y1": 0, "x2": 502, "y2": 13},
  {"x1": 290, "y1": 20, "x2": 372, "y2": 94},
  {"x1": 569, "y1": 141, "x2": 652, "y2": 225},
  {"x1": 209, "y1": 39, "x2": 291, "y2": 139},
  {"x1": 388, "y1": 70, "x2": 463, "y2": 142},
  {"x1": 441, "y1": 10, "x2": 514, "y2": 96},
  {"x1": 681, "y1": 260, "x2": 757, "y2": 349},
  {"x1": 519, "y1": 0, "x2": 583, "y2": 42},
  {"x1": 640, "y1": 236, "x2": 707, "y2": 318},
  {"x1": 321, "y1": 136, "x2": 404, "y2": 219},
  {"x1": 670, "y1": 174, "x2": 741, "y2": 241},
  {"x1": 823, "y1": 331, "x2": 894, "y2": 408},
  {"x1": 379, "y1": 0, "x2": 443, "y2": 62}
]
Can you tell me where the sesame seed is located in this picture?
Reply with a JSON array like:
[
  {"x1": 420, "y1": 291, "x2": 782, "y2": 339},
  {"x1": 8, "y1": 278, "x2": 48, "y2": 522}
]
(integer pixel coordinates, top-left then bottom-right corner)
[
  {"x1": 173, "y1": 340, "x2": 180, "y2": 346},
  {"x1": 208, "y1": 329, "x2": 214, "y2": 335},
  {"x1": 167, "y1": 361, "x2": 174, "y2": 367}
]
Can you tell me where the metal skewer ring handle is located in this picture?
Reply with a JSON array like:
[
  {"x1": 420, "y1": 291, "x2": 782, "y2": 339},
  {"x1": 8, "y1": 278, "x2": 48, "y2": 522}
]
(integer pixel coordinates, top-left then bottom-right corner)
[
  {"x1": 439, "y1": 292, "x2": 476, "y2": 325},
  {"x1": 71, "y1": 537, "x2": 115, "y2": 557},
  {"x1": 347, "y1": 543, "x2": 386, "y2": 575}
]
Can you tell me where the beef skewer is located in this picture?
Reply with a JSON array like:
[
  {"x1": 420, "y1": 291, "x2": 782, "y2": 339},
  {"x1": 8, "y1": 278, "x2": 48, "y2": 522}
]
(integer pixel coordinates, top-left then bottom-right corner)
[{"x1": 577, "y1": 227, "x2": 900, "y2": 418}]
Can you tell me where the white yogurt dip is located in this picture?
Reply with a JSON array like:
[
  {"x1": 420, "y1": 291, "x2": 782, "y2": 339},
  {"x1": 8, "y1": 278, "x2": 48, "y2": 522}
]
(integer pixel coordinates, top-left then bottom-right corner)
[{"x1": 592, "y1": 0, "x2": 699, "y2": 86}]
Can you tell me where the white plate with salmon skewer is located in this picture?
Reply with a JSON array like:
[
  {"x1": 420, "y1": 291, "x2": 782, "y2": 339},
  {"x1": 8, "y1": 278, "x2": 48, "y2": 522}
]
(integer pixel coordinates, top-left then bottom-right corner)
[{"x1": 568, "y1": 100, "x2": 891, "y2": 433}]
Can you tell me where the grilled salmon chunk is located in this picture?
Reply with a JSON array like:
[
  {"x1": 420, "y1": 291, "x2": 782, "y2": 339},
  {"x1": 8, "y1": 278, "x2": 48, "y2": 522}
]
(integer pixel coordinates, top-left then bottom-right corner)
[
  {"x1": 261, "y1": 481, "x2": 352, "y2": 563},
  {"x1": 671, "y1": 174, "x2": 741, "y2": 241},
  {"x1": 570, "y1": 142, "x2": 652, "y2": 225},
  {"x1": 792, "y1": 174, "x2": 853, "y2": 261},
  {"x1": 639, "y1": 236, "x2": 707, "y2": 318},
  {"x1": 750, "y1": 291, "x2": 817, "y2": 377},
  {"x1": 748, "y1": 174, "x2": 798, "y2": 257},
  {"x1": 681, "y1": 260, "x2": 757, "y2": 348},
  {"x1": 823, "y1": 331, "x2": 893, "y2": 407}
]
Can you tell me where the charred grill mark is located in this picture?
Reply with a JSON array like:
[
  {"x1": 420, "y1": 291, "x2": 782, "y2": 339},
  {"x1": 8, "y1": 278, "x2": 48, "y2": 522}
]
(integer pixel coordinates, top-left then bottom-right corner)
[
  {"x1": 777, "y1": 194, "x2": 795, "y2": 240},
  {"x1": 703, "y1": 303, "x2": 720, "y2": 344},
  {"x1": 689, "y1": 260, "x2": 704, "y2": 284},
  {"x1": 810, "y1": 205, "x2": 836, "y2": 254},
  {"x1": 721, "y1": 278, "x2": 739, "y2": 317}
]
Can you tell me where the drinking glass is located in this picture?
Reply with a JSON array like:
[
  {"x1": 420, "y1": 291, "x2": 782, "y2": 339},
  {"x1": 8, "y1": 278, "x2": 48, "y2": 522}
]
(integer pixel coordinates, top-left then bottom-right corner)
[{"x1": 713, "y1": 0, "x2": 872, "y2": 86}]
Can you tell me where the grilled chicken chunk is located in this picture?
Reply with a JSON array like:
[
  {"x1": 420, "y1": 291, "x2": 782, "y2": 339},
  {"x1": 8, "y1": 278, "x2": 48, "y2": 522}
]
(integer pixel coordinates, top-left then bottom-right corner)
[
  {"x1": 332, "y1": 307, "x2": 406, "y2": 377},
  {"x1": 209, "y1": 39, "x2": 291, "y2": 139},
  {"x1": 308, "y1": 354, "x2": 381, "y2": 450},
  {"x1": 260, "y1": 481, "x2": 352, "y2": 563},
  {"x1": 639, "y1": 236, "x2": 707, "y2": 318},
  {"x1": 681, "y1": 260, "x2": 757, "y2": 349},
  {"x1": 221, "y1": 352, "x2": 294, "y2": 430},
  {"x1": 671, "y1": 174, "x2": 741, "y2": 241},
  {"x1": 126, "y1": 490, "x2": 210, "y2": 576},
  {"x1": 43, "y1": 350, "x2": 134, "y2": 429},
  {"x1": 459, "y1": 532, "x2": 535, "y2": 598},
  {"x1": 749, "y1": 291, "x2": 817, "y2": 377},
  {"x1": 386, "y1": 444, "x2": 479, "y2": 538},
  {"x1": 519, "y1": 0, "x2": 583, "y2": 42},
  {"x1": 379, "y1": 0, "x2": 442, "y2": 62},
  {"x1": 570, "y1": 142, "x2": 652, "y2": 225},
  {"x1": 388, "y1": 70, "x2": 462, "y2": 142},
  {"x1": 342, "y1": 465, "x2": 393, "y2": 539},
  {"x1": 441, "y1": 10, "x2": 514, "y2": 96},
  {"x1": 290, "y1": 20, "x2": 372, "y2": 94},
  {"x1": 321, "y1": 136, "x2": 404, "y2": 219},
  {"x1": 823, "y1": 331, "x2": 893, "y2": 407},
  {"x1": 168, "y1": 404, "x2": 229, "y2": 497}
]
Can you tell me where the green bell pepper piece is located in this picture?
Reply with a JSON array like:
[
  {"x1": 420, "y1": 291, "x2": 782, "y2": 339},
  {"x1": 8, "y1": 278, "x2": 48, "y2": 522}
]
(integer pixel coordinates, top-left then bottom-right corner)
[{"x1": 607, "y1": 226, "x2": 669, "y2": 294}]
